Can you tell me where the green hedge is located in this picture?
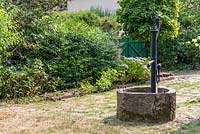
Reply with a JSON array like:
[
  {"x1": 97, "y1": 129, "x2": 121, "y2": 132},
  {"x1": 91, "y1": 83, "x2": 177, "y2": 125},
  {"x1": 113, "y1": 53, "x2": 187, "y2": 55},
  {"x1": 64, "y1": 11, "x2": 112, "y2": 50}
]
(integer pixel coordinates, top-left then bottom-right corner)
[
  {"x1": 27, "y1": 15, "x2": 118, "y2": 88},
  {"x1": 0, "y1": 10, "x2": 151, "y2": 99}
]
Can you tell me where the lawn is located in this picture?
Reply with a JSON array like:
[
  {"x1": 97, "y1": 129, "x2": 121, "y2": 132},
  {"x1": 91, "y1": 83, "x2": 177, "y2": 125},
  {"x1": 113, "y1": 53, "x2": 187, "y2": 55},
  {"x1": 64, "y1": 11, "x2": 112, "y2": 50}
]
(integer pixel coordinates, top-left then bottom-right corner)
[{"x1": 0, "y1": 71, "x2": 200, "y2": 134}]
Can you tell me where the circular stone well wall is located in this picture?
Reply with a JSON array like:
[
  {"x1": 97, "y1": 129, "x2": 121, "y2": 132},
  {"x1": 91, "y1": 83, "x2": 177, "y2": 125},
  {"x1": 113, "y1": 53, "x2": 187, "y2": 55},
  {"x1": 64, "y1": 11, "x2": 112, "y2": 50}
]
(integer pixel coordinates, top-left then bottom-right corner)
[{"x1": 117, "y1": 86, "x2": 176, "y2": 123}]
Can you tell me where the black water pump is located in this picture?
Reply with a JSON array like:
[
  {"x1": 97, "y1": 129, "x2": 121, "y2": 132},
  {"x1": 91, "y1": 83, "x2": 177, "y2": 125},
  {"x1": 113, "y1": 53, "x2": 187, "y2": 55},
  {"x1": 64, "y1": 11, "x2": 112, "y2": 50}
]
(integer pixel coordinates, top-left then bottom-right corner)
[{"x1": 148, "y1": 16, "x2": 161, "y2": 93}]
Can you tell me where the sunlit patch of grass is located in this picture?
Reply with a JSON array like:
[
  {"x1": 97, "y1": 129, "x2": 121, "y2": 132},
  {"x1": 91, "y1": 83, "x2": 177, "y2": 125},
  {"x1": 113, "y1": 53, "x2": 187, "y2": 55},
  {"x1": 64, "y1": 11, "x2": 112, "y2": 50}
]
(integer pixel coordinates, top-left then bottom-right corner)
[
  {"x1": 177, "y1": 101, "x2": 199, "y2": 108},
  {"x1": 171, "y1": 120, "x2": 200, "y2": 134},
  {"x1": 163, "y1": 81, "x2": 200, "y2": 91}
]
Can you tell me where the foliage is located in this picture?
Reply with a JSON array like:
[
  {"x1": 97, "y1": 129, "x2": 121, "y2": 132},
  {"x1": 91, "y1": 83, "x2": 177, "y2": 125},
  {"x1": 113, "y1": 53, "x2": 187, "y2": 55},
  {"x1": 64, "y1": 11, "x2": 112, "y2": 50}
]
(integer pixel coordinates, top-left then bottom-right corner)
[
  {"x1": 90, "y1": 6, "x2": 115, "y2": 17},
  {"x1": 0, "y1": 59, "x2": 61, "y2": 99},
  {"x1": 26, "y1": 15, "x2": 118, "y2": 88},
  {"x1": 57, "y1": 11, "x2": 121, "y2": 50},
  {"x1": 0, "y1": 1, "x2": 71, "y2": 64},
  {"x1": 158, "y1": 33, "x2": 200, "y2": 69},
  {"x1": 179, "y1": 0, "x2": 200, "y2": 30},
  {"x1": 98, "y1": 16, "x2": 121, "y2": 44},
  {"x1": 55, "y1": 11, "x2": 121, "y2": 46},
  {"x1": 58, "y1": 11, "x2": 121, "y2": 33},
  {"x1": 96, "y1": 68, "x2": 118, "y2": 92},
  {"x1": 117, "y1": 0, "x2": 180, "y2": 41},
  {"x1": 80, "y1": 80, "x2": 97, "y2": 94},
  {"x1": 98, "y1": 16, "x2": 120, "y2": 32},
  {"x1": 0, "y1": 0, "x2": 152, "y2": 100},
  {"x1": 80, "y1": 58, "x2": 150, "y2": 93},
  {"x1": 58, "y1": 11, "x2": 99, "y2": 27},
  {"x1": 117, "y1": 58, "x2": 150, "y2": 83},
  {"x1": 0, "y1": 8, "x2": 19, "y2": 56},
  {"x1": 176, "y1": 36, "x2": 200, "y2": 68},
  {"x1": 80, "y1": 68, "x2": 119, "y2": 93},
  {"x1": 158, "y1": 0, "x2": 200, "y2": 69},
  {"x1": 1, "y1": 0, "x2": 70, "y2": 29}
]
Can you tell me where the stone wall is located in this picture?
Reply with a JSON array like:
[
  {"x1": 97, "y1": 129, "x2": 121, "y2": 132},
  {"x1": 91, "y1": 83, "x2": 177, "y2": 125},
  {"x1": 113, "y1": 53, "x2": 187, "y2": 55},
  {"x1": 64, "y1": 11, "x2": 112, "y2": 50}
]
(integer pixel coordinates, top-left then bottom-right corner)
[{"x1": 117, "y1": 86, "x2": 176, "y2": 123}]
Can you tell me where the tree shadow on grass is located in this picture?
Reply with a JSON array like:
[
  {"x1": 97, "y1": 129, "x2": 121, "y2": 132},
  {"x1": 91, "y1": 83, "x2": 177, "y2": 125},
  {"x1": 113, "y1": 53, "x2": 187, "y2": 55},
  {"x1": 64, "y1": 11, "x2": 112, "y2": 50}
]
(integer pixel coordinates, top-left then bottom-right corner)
[{"x1": 103, "y1": 115, "x2": 170, "y2": 127}]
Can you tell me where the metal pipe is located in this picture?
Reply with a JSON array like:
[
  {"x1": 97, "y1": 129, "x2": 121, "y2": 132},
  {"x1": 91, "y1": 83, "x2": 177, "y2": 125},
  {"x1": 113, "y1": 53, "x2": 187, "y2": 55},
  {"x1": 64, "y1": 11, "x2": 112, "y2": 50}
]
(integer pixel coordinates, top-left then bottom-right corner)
[{"x1": 150, "y1": 25, "x2": 159, "y2": 93}]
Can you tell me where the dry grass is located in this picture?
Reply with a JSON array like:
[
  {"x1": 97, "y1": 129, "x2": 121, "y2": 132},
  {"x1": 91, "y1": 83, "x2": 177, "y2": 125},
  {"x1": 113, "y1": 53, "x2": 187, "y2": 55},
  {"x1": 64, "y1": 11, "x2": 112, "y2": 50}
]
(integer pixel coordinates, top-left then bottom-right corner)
[{"x1": 0, "y1": 71, "x2": 200, "y2": 134}]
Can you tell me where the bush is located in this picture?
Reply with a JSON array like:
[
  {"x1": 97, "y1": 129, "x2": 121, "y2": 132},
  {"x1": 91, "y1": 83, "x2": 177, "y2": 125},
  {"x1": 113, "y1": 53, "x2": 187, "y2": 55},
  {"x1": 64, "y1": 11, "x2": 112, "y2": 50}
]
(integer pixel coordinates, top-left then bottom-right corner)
[
  {"x1": 80, "y1": 57, "x2": 150, "y2": 93},
  {"x1": 158, "y1": 29, "x2": 200, "y2": 69},
  {"x1": 58, "y1": 11, "x2": 99, "y2": 27},
  {"x1": 96, "y1": 68, "x2": 119, "y2": 91},
  {"x1": 26, "y1": 15, "x2": 118, "y2": 88},
  {"x1": 80, "y1": 68, "x2": 119, "y2": 93},
  {"x1": 0, "y1": 8, "x2": 19, "y2": 56},
  {"x1": 0, "y1": 59, "x2": 61, "y2": 99},
  {"x1": 58, "y1": 11, "x2": 121, "y2": 34},
  {"x1": 98, "y1": 16, "x2": 120, "y2": 32},
  {"x1": 117, "y1": 57, "x2": 150, "y2": 83},
  {"x1": 1, "y1": 0, "x2": 69, "y2": 29},
  {"x1": 47, "y1": 11, "x2": 121, "y2": 45}
]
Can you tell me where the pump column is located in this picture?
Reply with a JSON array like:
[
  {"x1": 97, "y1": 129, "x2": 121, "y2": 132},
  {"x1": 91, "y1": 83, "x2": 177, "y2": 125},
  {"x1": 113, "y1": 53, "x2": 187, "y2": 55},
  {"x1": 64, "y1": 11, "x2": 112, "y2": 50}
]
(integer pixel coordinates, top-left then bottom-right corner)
[{"x1": 150, "y1": 25, "x2": 159, "y2": 93}]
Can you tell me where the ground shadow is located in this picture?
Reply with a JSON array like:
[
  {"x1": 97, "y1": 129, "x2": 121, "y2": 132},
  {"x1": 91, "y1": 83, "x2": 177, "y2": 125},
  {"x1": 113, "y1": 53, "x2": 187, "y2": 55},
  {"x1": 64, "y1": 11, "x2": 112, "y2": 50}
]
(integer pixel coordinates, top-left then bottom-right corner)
[{"x1": 103, "y1": 115, "x2": 170, "y2": 127}]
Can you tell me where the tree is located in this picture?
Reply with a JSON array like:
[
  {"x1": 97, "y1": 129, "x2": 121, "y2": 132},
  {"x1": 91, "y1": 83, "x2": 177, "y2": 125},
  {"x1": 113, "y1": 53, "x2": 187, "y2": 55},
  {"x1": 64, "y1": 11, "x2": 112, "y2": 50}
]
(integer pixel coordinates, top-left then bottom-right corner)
[
  {"x1": 1, "y1": 0, "x2": 70, "y2": 29},
  {"x1": 179, "y1": 0, "x2": 200, "y2": 30},
  {"x1": 0, "y1": 0, "x2": 71, "y2": 64},
  {"x1": 117, "y1": 0, "x2": 180, "y2": 41}
]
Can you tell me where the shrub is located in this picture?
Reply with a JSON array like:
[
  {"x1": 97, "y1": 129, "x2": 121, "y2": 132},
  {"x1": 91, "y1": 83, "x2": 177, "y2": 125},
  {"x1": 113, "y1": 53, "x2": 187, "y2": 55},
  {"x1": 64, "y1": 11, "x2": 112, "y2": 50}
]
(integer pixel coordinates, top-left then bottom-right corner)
[
  {"x1": 0, "y1": 59, "x2": 61, "y2": 99},
  {"x1": 98, "y1": 16, "x2": 120, "y2": 32},
  {"x1": 0, "y1": 8, "x2": 19, "y2": 56},
  {"x1": 98, "y1": 16, "x2": 121, "y2": 44},
  {"x1": 158, "y1": 29, "x2": 200, "y2": 69},
  {"x1": 80, "y1": 57, "x2": 150, "y2": 93},
  {"x1": 96, "y1": 68, "x2": 119, "y2": 91},
  {"x1": 58, "y1": 11, "x2": 99, "y2": 27},
  {"x1": 27, "y1": 15, "x2": 118, "y2": 88},
  {"x1": 117, "y1": 57, "x2": 150, "y2": 83},
  {"x1": 51, "y1": 11, "x2": 121, "y2": 45},
  {"x1": 1, "y1": 0, "x2": 69, "y2": 29},
  {"x1": 58, "y1": 11, "x2": 121, "y2": 34},
  {"x1": 80, "y1": 80, "x2": 97, "y2": 94}
]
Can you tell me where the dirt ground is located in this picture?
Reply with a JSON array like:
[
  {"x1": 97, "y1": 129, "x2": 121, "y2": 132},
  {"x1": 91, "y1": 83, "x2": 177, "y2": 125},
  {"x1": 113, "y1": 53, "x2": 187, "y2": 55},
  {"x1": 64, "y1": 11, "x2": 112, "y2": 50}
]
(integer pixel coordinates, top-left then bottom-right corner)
[{"x1": 0, "y1": 70, "x2": 200, "y2": 134}]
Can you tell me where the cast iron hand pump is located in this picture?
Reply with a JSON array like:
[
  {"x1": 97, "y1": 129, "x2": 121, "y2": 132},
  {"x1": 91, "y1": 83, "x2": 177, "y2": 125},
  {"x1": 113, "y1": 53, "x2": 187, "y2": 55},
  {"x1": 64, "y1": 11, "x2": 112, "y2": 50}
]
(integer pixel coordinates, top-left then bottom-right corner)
[{"x1": 150, "y1": 16, "x2": 160, "y2": 93}]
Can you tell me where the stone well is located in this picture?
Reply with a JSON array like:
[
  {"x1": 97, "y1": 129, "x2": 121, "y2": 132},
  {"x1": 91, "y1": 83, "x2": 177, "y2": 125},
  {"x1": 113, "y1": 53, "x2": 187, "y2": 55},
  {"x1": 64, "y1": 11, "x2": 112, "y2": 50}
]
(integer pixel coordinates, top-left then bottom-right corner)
[{"x1": 117, "y1": 86, "x2": 176, "y2": 123}]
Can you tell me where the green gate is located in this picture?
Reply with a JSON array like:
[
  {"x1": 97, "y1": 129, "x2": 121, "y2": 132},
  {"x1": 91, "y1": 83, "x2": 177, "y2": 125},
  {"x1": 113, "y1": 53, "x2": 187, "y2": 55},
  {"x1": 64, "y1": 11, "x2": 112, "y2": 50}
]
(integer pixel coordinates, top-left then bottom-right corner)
[{"x1": 119, "y1": 37, "x2": 148, "y2": 57}]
